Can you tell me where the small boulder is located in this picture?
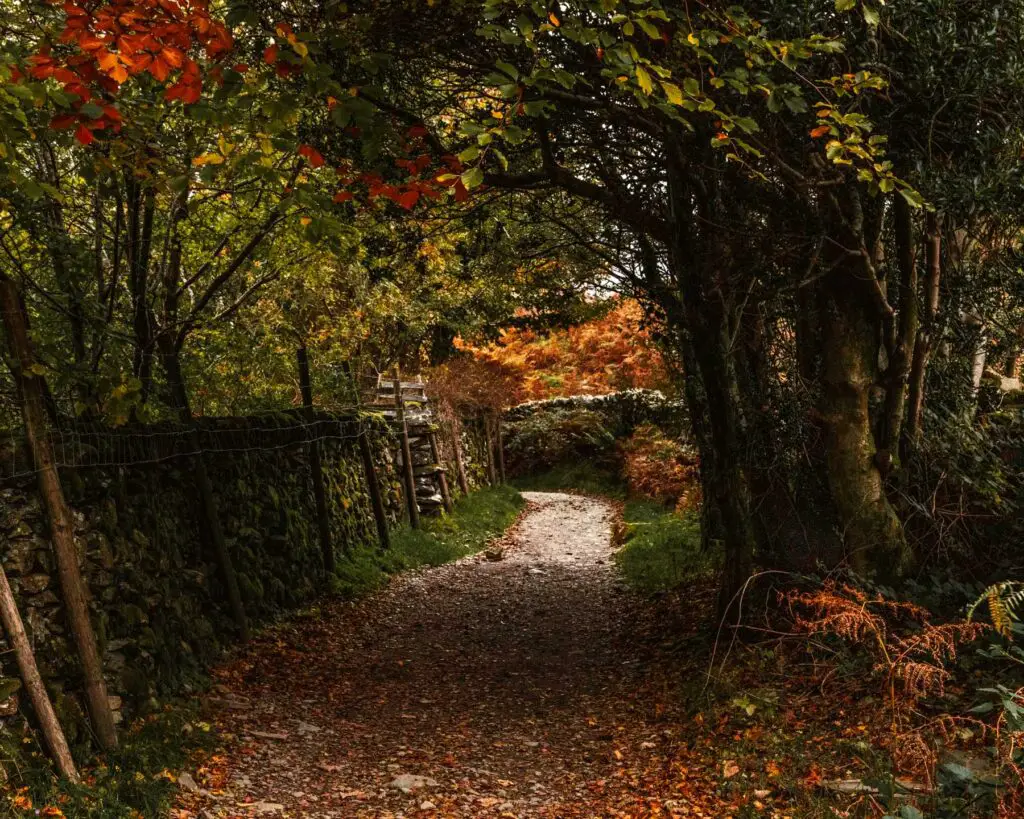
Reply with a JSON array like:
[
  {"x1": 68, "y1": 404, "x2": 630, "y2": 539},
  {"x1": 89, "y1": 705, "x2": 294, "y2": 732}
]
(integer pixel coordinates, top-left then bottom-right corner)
[{"x1": 388, "y1": 774, "x2": 439, "y2": 794}]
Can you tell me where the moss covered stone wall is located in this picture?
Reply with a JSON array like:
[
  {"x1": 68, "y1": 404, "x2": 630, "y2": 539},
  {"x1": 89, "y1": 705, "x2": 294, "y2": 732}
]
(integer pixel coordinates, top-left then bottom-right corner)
[{"x1": 0, "y1": 410, "x2": 422, "y2": 742}]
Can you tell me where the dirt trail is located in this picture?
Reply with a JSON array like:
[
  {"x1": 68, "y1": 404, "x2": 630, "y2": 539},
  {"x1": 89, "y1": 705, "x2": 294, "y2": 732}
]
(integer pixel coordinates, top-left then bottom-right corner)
[{"x1": 176, "y1": 492, "x2": 722, "y2": 818}]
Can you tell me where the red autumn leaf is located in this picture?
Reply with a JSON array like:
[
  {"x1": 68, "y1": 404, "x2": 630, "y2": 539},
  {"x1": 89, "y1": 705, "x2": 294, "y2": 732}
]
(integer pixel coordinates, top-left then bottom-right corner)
[
  {"x1": 50, "y1": 114, "x2": 78, "y2": 130},
  {"x1": 149, "y1": 55, "x2": 172, "y2": 82},
  {"x1": 454, "y1": 180, "x2": 469, "y2": 202},
  {"x1": 74, "y1": 122, "x2": 95, "y2": 145},
  {"x1": 333, "y1": 190, "x2": 354, "y2": 203},
  {"x1": 263, "y1": 44, "x2": 278, "y2": 64},
  {"x1": 809, "y1": 125, "x2": 831, "y2": 139},
  {"x1": 398, "y1": 189, "x2": 420, "y2": 210},
  {"x1": 407, "y1": 125, "x2": 428, "y2": 138},
  {"x1": 298, "y1": 144, "x2": 325, "y2": 168}
]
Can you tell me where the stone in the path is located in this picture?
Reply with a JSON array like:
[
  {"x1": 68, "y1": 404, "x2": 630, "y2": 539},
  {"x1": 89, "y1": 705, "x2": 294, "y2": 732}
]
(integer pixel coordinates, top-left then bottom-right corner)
[
  {"x1": 419, "y1": 800, "x2": 437, "y2": 810},
  {"x1": 254, "y1": 802, "x2": 285, "y2": 814},
  {"x1": 388, "y1": 773, "x2": 439, "y2": 793},
  {"x1": 178, "y1": 772, "x2": 201, "y2": 794}
]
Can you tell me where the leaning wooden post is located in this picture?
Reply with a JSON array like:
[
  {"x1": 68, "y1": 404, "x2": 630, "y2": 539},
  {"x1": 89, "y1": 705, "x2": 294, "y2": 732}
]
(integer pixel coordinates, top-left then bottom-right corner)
[
  {"x1": 344, "y1": 363, "x2": 390, "y2": 550},
  {"x1": 394, "y1": 366, "x2": 420, "y2": 528},
  {"x1": 0, "y1": 274, "x2": 118, "y2": 751},
  {"x1": 495, "y1": 412, "x2": 506, "y2": 484},
  {"x1": 451, "y1": 418, "x2": 470, "y2": 496},
  {"x1": 0, "y1": 564, "x2": 79, "y2": 782},
  {"x1": 427, "y1": 430, "x2": 453, "y2": 513},
  {"x1": 297, "y1": 346, "x2": 334, "y2": 575}
]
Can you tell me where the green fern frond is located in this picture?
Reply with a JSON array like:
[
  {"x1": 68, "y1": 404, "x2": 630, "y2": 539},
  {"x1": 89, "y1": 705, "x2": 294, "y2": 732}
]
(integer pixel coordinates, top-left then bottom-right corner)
[{"x1": 969, "y1": 581, "x2": 1024, "y2": 640}]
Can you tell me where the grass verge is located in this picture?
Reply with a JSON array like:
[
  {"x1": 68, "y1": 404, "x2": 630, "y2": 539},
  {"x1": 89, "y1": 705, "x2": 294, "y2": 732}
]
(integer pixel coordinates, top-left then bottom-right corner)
[
  {"x1": 614, "y1": 499, "x2": 715, "y2": 594},
  {"x1": 332, "y1": 483, "x2": 525, "y2": 598},
  {"x1": 4, "y1": 705, "x2": 216, "y2": 818},
  {"x1": 511, "y1": 460, "x2": 625, "y2": 498}
]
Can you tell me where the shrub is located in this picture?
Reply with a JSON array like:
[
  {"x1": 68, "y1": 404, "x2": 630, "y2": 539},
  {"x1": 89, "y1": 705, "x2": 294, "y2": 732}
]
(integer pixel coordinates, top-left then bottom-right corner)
[
  {"x1": 619, "y1": 423, "x2": 700, "y2": 509},
  {"x1": 503, "y1": 408, "x2": 616, "y2": 475}
]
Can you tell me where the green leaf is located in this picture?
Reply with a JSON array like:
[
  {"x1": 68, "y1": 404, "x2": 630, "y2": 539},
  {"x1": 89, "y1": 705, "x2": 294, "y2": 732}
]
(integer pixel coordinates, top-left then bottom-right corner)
[
  {"x1": 461, "y1": 167, "x2": 484, "y2": 189},
  {"x1": 835, "y1": 0, "x2": 856, "y2": 11},
  {"x1": 660, "y1": 82, "x2": 683, "y2": 106},
  {"x1": 898, "y1": 188, "x2": 925, "y2": 209},
  {"x1": 635, "y1": 66, "x2": 653, "y2": 95},
  {"x1": 458, "y1": 145, "x2": 481, "y2": 163},
  {"x1": 863, "y1": 5, "x2": 880, "y2": 26}
]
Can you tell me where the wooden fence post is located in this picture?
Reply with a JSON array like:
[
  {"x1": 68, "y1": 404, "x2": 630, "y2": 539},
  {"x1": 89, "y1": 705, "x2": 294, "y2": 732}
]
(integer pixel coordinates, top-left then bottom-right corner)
[
  {"x1": 0, "y1": 274, "x2": 119, "y2": 750},
  {"x1": 394, "y1": 366, "x2": 420, "y2": 528},
  {"x1": 297, "y1": 346, "x2": 334, "y2": 575},
  {"x1": 0, "y1": 564, "x2": 79, "y2": 782},
  {"x1": 495, "y1": 412, "x2": 506, "y2": 484},
  {"x1": 484, "y1": 414, "x2": 498, "y2": 486},
  {"x1": 451, "y1": 418, "x2": 470, "y2": 496},
  {"x1": 428, "y1": 430, "x2": 453, "y2": 513},
  {"x1": 345, "y1": 363, "x2": 391, "y2": 550}
]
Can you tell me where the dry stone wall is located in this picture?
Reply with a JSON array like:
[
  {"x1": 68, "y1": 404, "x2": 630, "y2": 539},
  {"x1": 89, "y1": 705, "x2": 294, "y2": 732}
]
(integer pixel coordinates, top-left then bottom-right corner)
[{"x1": 0, "y1": 409, "x2": 489, "y2": 747}]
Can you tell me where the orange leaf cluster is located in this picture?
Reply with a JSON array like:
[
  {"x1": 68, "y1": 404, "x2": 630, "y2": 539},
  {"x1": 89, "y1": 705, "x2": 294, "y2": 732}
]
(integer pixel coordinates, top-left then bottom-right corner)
[
  {"x1": 457, "y1": 300, "x2": 669, "y2": 401},
  {"x1": 28, "y1": 0, "x2": 233, "y2": 142},
  {"x1": 620, "y1": 423, "x2": 701, "y2": 509}
]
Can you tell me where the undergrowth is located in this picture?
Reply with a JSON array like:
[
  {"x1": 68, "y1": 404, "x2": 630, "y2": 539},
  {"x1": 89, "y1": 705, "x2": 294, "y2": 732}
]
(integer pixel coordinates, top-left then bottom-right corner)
[
  {"x1": 614, "y1": 499, "x2": 712, "y2": 593},
  {"x1": 511, "y1": 460, "x2": 625, "y2": 498},
  {"x1": 3, "y1": 705, "x2": 215, "y2": 818},
  {"x1": 331, "y1": 484, "x2": 525, "y2": 598}
]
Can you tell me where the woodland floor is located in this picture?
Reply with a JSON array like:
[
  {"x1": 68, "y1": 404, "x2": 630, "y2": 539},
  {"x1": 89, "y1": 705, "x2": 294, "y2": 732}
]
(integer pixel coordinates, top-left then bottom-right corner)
[{"x1": 171, "y1": 492, "x2": 732, "y2": 818}]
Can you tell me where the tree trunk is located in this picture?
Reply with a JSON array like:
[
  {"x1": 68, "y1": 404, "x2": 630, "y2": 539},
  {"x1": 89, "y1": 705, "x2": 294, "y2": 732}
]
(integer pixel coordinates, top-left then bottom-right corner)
[
  {"x1": 0, "y1": 563, "x2": 79, "y2": 782},
  {"x1": 0, "y1": 274, "x2": 119, "y2": 751},
  {"x1": 903, "y1": 213, "x2": 942, "y2": 455},
  {"x1": 297, "y1": 346, "x2": 334, "y2": 574},
  {"x1": 157, "y1": 337, "x2": 249, "y2": 640},
  {"x1": 879, "y1": 195, "x2": 919, "y2": 459},
  {"x1": 683, "y1": 302, "x2": 757, "y2": 617},
  {"x1": 819, "y1": 261, "x2": 909, "y2": 577}
]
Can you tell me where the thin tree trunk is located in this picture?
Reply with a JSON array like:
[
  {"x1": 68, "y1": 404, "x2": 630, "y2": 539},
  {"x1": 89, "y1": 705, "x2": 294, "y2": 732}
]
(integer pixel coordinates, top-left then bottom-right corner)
[
  {"x1": 0, "y1": 564, "x2": 79, "y2": 781},
  {"x1": 879, "y1": 195, "x2": 919, "y2": 459},
  {"x1": 394, "y1": 367, "x2": 420, "y2": 528},
  {"x1": 483, "y1": 415, "x2": 498, "y2": 487},
  {"x1": 0, "y1": 274, "x2": 119, "y2": 751},
  {"x1": 297, "y1": 346, "x2": 334, "y2": 574},
  {"x1": 903, "y1": 213, "x2": 942, "y2": 455}
]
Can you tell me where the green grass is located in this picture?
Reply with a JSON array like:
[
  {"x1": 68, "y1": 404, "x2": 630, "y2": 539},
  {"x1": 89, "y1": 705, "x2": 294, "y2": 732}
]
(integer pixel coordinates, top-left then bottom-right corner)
[
  {"x1": 511, "y1": 460, "x2": 626, "y2": 498},
  {"x1": 614, "y1": 498, "x2": 714, "y2": 594},
  {"x1": 332, "y1": 484, "x2": 525, "y2": 598}
]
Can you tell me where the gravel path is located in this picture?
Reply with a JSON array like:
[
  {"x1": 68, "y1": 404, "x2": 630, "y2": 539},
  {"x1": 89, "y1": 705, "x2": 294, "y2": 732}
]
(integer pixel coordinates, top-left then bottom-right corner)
[{"x1": 175, "y1": 492, "x2": 723, "y2": 818}]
